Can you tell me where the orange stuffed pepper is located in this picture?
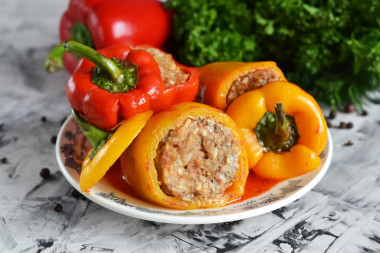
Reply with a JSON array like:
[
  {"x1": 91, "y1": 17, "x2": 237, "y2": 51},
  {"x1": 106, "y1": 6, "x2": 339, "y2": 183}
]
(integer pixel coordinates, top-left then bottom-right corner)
[
  {"x1": 198, "y1": 62, "x2": 286, "y2": 111},
  {"x1": 226, "y1": 81, "x2": 327, "y2": 180},
  {"x1": 120, "y1": 102, "x2": 249, "y2": 209}
]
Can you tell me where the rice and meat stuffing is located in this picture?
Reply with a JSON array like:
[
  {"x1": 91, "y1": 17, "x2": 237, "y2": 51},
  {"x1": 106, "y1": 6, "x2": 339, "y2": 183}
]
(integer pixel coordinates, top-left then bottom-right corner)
[
  {"x1": 155, "y1": 118, "x2": 240, "y2": 202},
  {"x1": 226, "y1": 68, "x2": 283, "y2": 105}
]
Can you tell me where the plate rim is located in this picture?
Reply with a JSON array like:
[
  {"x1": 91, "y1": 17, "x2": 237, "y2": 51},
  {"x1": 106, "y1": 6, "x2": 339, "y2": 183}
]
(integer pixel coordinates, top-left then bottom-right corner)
[{"x1": 56, "y1": 115, "x2": 333, "y2": 224}]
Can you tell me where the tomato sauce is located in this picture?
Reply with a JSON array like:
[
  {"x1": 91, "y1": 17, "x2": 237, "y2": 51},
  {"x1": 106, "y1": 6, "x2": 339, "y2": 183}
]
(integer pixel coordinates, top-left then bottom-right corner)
[
  {"x1": 103, "y1": 160, "x2": 138, "y2": 198},
  {"x1": 237, "y1": 172, "x2": 282, "y2": 202},
  {"x1": 104, "y1": 161, "x2": 281, "y2": 205}
]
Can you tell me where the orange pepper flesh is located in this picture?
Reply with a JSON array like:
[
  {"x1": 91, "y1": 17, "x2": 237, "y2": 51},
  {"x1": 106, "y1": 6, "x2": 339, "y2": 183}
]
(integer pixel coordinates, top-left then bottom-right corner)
[
  {"x1": 253, "y1": 145, "x2": 321, "y2": 179},
  {"x1": 120, "y1": 102, "x2": 249, "y2": 210},
  {"x1": 226, "y1": 81, "x2": 327, "y2": 180},
  {"x1": 198, "y1": 61, "x2": 286, "y2": 111},
  {"x1": 80, "y1": 110, "x2": 153, "y2": 191}
]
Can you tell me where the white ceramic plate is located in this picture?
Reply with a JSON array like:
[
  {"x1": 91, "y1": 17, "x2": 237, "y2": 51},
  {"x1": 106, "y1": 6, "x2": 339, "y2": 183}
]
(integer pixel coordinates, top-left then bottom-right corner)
[{"x1": 56, "y1": 115, "x2": 333, "y2": 224}]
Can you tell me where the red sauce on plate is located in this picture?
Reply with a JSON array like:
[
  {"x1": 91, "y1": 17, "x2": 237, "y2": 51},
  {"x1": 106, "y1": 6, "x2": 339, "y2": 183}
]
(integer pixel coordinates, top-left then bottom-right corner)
[
  {"x1": 237, "y1": 172, "x2": 282, "y2": 202},
  {"x1": 103, "y1": 160, "x2": 282, "y2": 204},
  {"x1": 103, "y1": 160, "x2": 138, "y2": 198}
]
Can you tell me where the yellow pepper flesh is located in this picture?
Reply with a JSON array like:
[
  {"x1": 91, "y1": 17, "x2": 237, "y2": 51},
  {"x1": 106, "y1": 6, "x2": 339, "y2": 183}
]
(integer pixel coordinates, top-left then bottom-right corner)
[
  {"x1": 253, "y1": 144, "x2": 321, "y2": 179},
  {"x1": 80, "y1": 110, "x2": 153, "y2": 191}
]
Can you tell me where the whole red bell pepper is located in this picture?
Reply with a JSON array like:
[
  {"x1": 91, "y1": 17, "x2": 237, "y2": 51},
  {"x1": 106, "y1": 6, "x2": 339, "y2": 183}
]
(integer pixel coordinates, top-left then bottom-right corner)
[
  {"x1": 45, "y1": 0, "x2": 171, "y2": 73},
  {"x1": 64, "y1": 41, "x2": 165, "y2": 131}
]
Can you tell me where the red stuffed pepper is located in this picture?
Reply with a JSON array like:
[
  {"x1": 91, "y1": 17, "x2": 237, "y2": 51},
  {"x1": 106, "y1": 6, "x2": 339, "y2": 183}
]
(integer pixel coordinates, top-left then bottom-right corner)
[
  {"x1": 134, "y1": 46, "x2": 199, "y2": 112},
  {"x1": 65, "y1": 41, "x2": 164, "y2": 130},
  {"x1": 46, "y1": 0, "x2": 171, "y2": 73},
  {"x1": 64, "y1": 41, "x2": 199, "y2": 131}
]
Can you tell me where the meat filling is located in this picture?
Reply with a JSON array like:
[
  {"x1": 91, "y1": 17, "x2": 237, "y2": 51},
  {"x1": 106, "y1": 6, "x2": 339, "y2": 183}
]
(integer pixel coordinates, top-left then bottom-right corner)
[
  {"x1": 136, "y1": 47, "x2": 189, "y2": 87},
  {"x1": 155, "y1": 118, "x2": 240, "y2": 202},
  {"x1": 226, "y1": 68, "x2": 283, "y2": 105}
]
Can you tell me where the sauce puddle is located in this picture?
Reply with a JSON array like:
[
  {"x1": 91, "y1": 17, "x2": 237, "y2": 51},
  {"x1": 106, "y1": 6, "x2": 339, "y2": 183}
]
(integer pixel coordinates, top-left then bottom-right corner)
[
  {"x1": 237, "y1": 172, "x2": 282, "y2": 202},
  {"x1": 104, "y1": 160, "x2": 282, "y2": 205},
  {"x1": 103, "y1": 160, "x2": 138, "y2": 198}
]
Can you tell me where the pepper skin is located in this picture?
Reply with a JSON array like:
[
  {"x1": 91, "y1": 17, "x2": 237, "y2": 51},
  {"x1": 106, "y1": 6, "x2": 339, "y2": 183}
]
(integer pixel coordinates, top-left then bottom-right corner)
[
  {"x1": 80, "y1": 110, "x2": 153, "y2": 191},
  {"x1": 66, "y1": 43, "x2": 164, "y2": 131},
  {"x1": 226, "y1": 81, "x2": 327, "y2": 180},
  {"x1": 166, "y1": 63, "x2": 199, "y2": 109},
  {"x1": 198, "y1": 62, "x2": 286, "y2": 111},
  {"x1": 58, "y1": 0, "x2": 171, "y2": 73},
  {"x1": 154, "y1": 61, "x2": 199, "y2": 112},
  {"x1": 120, "y1": 102, "x2": 249, "y2": 210},
  {"x1": 132, "y1": 46, "x2": 199, "y2": 112}
]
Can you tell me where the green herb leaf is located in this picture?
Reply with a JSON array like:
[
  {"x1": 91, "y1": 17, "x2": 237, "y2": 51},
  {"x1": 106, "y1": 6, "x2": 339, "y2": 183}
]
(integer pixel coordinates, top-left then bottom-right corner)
[{"x1": 166, "y1": 0, "x2": 380, "y2": 108}]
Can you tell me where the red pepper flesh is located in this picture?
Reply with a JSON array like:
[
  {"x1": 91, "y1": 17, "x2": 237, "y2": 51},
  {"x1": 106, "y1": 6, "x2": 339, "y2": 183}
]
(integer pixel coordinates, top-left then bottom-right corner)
[
  {"x1": 59, "y1": 0, "x2": 171, "y2": 72},
  {"x1": 66, "y1": 44, "x2": 164, "y2": 131},
  {"x1": 153, "y1": 61, "x2": 199, "y2": 113}
]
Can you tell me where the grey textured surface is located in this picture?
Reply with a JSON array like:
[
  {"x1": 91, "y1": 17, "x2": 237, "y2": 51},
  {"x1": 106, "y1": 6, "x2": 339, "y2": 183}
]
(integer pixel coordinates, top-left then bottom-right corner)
[{"x1": 0, "y1": 0, "x2": 380, "y2": 252}]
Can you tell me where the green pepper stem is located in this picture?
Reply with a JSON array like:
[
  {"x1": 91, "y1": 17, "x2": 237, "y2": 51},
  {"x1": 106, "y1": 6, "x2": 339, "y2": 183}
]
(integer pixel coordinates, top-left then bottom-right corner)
[
  {"x1": 63, "y1": 40, "x2": 123, "y2": 84},
  {"x1": 45, "y1": 22, "x2": 93, "y2": 73},
  {"x1": 274, "y1": 103, "x2": 291, "y2": 142},
  {"x1": 45, "y1": 43, "x2": 65, "y2": 73},
  {"x1": 71, "y1": 108, "x2": 110, "y2": 149},
  {"x1": 255, "y1": 103, "x2": 299, "y2": 153}
]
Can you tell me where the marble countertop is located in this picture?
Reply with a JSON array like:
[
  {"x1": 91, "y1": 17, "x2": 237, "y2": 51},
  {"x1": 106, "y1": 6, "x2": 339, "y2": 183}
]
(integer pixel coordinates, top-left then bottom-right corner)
[{"x1": 1, "y1": 0, "x2": 380, "y2": 252}]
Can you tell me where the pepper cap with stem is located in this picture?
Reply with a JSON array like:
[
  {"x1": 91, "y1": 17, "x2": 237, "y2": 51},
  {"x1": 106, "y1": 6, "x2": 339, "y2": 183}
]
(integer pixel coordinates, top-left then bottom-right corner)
[
  {"x1": 255, "y1": 103, "x2": 300, "y2": 153},
  {"x1": 80, "y1": 110, "x2": 153, "y2": 191},
  {"x1": 226, "y1": 82, "x2": 327, "y2": 179},
  {"x1": 63, "y1": 40, "x2": 138, "y2": 93}
]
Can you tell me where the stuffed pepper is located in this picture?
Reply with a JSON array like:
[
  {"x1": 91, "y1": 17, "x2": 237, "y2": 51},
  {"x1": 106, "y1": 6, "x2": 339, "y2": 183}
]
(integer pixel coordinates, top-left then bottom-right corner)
[
  {"x1": 134, "y1": 46, "x2": 199, "y2": 112},
  {"x1": 226, "y1": 81, "x2": 328, "y2": 180},
  {"x1": 63, "y1": 41, "x2": 199, "y2": 131},
  {"x1": 198, "y1": 62, "x2": 286, "y2": 111},
  {"x1": 63, "y1": 41, "x2": 164, "y2": 131},
  {"x1": 120, "y1": 102, "x2": 249, "y2": 210},
  {"x1": 45, "y1": 0, "x2": 171, "y2": 73}
]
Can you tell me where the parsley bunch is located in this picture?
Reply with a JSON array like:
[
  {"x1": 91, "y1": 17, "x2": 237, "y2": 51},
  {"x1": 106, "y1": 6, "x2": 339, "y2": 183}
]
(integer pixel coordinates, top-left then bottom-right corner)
[
  {"x1": 165, "y1": 0, "x2": 256, "y2": 67},
  {"x1": 166, "y1": 0, "x2": 380, "y2": 108}
]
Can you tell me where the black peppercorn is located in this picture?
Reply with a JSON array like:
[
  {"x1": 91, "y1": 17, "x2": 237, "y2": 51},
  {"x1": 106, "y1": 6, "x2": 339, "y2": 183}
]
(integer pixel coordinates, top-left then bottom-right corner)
[
  {"x1": 51, "y1": 135, "x2": 57, "y2": 144},
  {"x1": 54, "y1": 203, "x2": 63, "y2": 212},
  {"x1": 1, "y1": 157, "x2": 7, "y2": 164},
  {"x1": 344, "y1": 141, "x2": 354, "y2": 146},
  {"x1": 327, "y1": 121, "x2": 332, "y2": 128},
  {"x1": 344, "y1": 103, "x2": 355, "y2": 113},
  {"x1": 41, "y1": 116, "x2": 47, "y2": 122},
  {"x1": 329, "y1": 110, "x2": 337, "y2": 119},
  {"x1": 40, "y1": 168, "x2": 51, "y2": 179},
  {"x1": 339, "y1": 122, "x2": 346, "y2": 129},
  {"x1": 362, "y1": 110, "x2": 368, "y2": 116},
  {"x1": 346, "y1": 122, "x2": 354, "y2": 129},
  {"x1": 71, "y1": 189, "x2": 81, "y2": 199}
]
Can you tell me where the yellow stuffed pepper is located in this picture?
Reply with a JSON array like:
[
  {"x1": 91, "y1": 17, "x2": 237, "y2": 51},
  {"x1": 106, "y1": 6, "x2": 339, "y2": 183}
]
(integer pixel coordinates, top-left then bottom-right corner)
[
  {"x1": 226, "y1": 81, "x2": 327, "y2": 180},
  {"x1": 198, "y1": 62, "x2": 286, "y2": 111},
  {"x1": 120, "y1": 102, "x2": 249, "y2": 210}
]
